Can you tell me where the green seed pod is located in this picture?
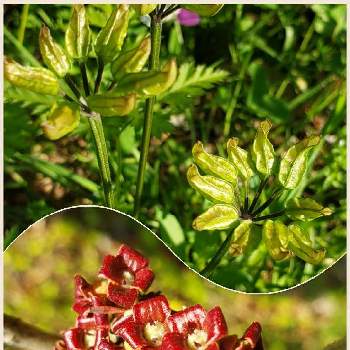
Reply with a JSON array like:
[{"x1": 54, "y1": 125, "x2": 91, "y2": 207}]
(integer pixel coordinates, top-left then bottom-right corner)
[
  {"x1": 192, "y1": 141, "x2": 238, "y2": 184},
  {"x1": 192, "y1": 204, "x2": 239, "y2": 231},
  {"x1": 252, "y1": 120, "x2": 275, "y2": 176},
  {"x1": 4, "y1": 56, "x2": 59, "y2": 95},
  {"x1": 116, "y1": 59, "x2": 177, "y2": 96},
  {"x1": 41, "y1": 104, "x2": 80, "y2": 140},
  {"x1": 187, "y1": 164, "x2": 235, "y2": 204},
  {"x1": 95, "y1": 5, "x2": 129, "y2": 63},
  {"x1": 86, "y1": 93, "x2": 136, "y2": 117},
  {"x1": 286, "y1": 197, "x2": 332, "y2": 221},
  {"x1": 227, "y1": 137, "x2": 253, "y2": 180},
  {"x1": 65, "y1": 4, "x2": 91, "y2": 61},
  {"x1": 111, "y1": 36, "x2": 151, "y2": 80},
  {"x1": 229, "y1": 220, "x2": 252, "y2": 257},
  {"x1": 262, "y1": 220, "x2": 289, "y2": 261},
  {"x1": 131, "y1": 4, "x2": 157, "y2": 16},
  {"x1": 278, "y1": 136, "x2": 320, "y2": 189},
  {"x1": 39, "y1": 26, "x2": 70, "y2": 77},
  {"x1": 288, "y1": 224, "x2": 325, "y2": 264},
  {"x1": 183, "y1": 5, "x2": 224, "y2": 16}
]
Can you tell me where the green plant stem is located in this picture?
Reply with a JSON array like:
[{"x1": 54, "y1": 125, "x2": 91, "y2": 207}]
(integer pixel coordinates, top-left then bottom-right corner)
[
  {"x1": 252, "y1": 210, "x2": 286, "y2": 222},
  {"x1": 80, "y1": 62, "x2": 90, "y2": 97},
  {"x1": 64, "y1": 75, "x2": 81, "y2": 100},
  {"x1": 248, "y1": 177, "x2": 268, "y2": 213},
  {"x1": 252, "y1": 188, "x2": 283, "y2": 217},
  {"x1": 88, "y1": 115, "x2": 116, "y2": 208},
  {"x1": 133, "y1": 14, "x2": 162, "y2": 218},
  {"x1": 94, "y1": 58, "x2": 104, "y2": 94},
  {"x1": 200, "y1": 229, "x2": 236, "y2": 278},
  {"x1": 17, "y1": 4, "x2": 30, "y2": 44}
]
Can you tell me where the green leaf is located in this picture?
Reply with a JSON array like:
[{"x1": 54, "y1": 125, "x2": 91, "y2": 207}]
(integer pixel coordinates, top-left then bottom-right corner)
[
  {"x1": 192, "y1": 141, "x2": 238, "y2": 184},
  {"x1": 262, "y1": 220, "x2": 289, "y2": 261},
  {"x1": 183, "y1": 4, "x2": 224, "y2": 16},
  {"x1": 286, "y1": 197, "x2": 332, "y2": 221},
  {"x1": 160, "y1": 62, "x2": 229, "y2": 100},
  {"x1": 288, "y1": 224, "x2": 326, "y2": 264},
  {"x1": 156, "y1": 210, "x2": 185, "y2": 246},
  {"x1": 251, "y1": 120, "x2": 275, "y2": 176},
  {"x1": 278, "y1": 136, "x2": 320, "y2": 189},
  {"x1": 229, "y1": 220, "x2": 252, "y2": 256},
  {"x1": 193, "y1": 204, "x2": 239, "y2": 231},
  {"x1": 187, "y1": 164, "x2": 236, "y2": 205},
  {"x1": 65, "y1": 5, "x2": 91, "y2": 61},
  {"x1": 131, "y1": 4, "x2": 157, "y2": 16},
  {"x1": 227, "y1": 137, "x2": 253, "y2": 180},
  {"x1": 41, "y1": 104, "x2": 80, "y2": 140}
]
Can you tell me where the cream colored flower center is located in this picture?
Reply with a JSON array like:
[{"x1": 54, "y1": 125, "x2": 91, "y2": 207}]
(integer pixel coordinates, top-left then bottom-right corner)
[
  {"x1": 122, "y1": 271, "x2": 135, "y2": 287},
  {"x1": 144, "y1": 322, "x2": 166, "y2": 346},
  {"x1": 187, "y1": 329, "x2": 208, "y2": 350}
]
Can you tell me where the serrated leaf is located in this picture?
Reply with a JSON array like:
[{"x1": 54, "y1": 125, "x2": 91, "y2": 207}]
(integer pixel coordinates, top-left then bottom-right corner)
[
  {"x1": 160, "y1": 62, "x2": 229, "y2": 100},
  {"x1": 193, "y1": 204, "x2": 239, "y2": 231},
  {"x1": 262, "y1": 220, "x2": 289, "y2": 261},
  {"x1": 252, "y1": 120, "x2": 275, "y2": 176},
  {"x1": 229, "y1": 220, "x2": 252, "y2": 256},
  {"x1": 286, "y1": 197, "x2": 332, "y2": 221},
  {"x1": 187, "y1": 164, "x2": 235, "y2": 204},
  {"x1": 279, "y1": 136, "x2": 320, "y2": 189},
  {"x1": 288, "y1": 224, "x2": 325, "y2": 264}
]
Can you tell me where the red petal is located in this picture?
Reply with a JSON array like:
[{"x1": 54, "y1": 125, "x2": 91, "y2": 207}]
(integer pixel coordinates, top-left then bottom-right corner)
[
  {"x1": 97, "y1": 340, "x2": 123, "y2": 350},
  {"x1": 98, "y1": 255, "x2": 126, "y2": 283},
  {"x1": 118, "y1": 245, "x2": 149, "y2": 272},
  {"x1": 76, "y1": 314, "x2": 96, "y2": 330},
  {"x1": 167, "y1": 305, "x2": 206, "y2": 335},
  {"x1": 206, "y1": 343, "x2": 220, "y2": 350},
  {"x1": 133, "y1": 295, "x2": 171, "y2": 324},
  {"x1": 242, "y1": 322, "x2": 262, "y2": 348},
  {"x1": 219, "y1": 335, "x2": 239, "y2": 350},
  {"x1": 204, "y1": 307, "x2": 228, "y2": 342},
  {"x1": 114, "y1": 321, "x2": 148, "y2": 349},
  {"x1": 107, "y1": 283, "x2": 138, "y2": 309},
  {"x1": 73, "y1": 275, "x2": 93, "y2": 315},
  {"x1": 160, "y1": 332, "x2": 188, "y2": 350},
  {"x1": 111, "y1": 313, "x2": 133, "y2": 334},
  {"x1": 64, "y1": 328, "x2": 85, "y2": 350},
  {"x1": 134, "y1": 268, "x2": 154, "y2": 291}
]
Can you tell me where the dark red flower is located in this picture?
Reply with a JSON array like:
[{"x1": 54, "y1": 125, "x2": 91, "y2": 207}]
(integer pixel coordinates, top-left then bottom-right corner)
[
  {"x1": 165, "y1": 305, "x2": 228, "y2": 350},
  {"x1": 112, "y1": 295, "x2": 171, "y2": 348},
  {"x1": 72, "y1": 275, "x2": 94, "y2": 315},
  {"x1": 235, "y1": 322, "x2": 263, "y2": 350},
  {"x1": 99, "y1": 245, "x2": 154, "y2": 309},
  {"x1": 63, "y1": 328, "x2": 85, "y2": 350}
]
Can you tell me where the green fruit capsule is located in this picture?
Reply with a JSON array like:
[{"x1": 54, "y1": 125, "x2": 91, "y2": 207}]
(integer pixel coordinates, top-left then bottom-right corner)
[
  {"x1": 39, "y1": 26, "x2": 70, "y2": 77},
  {"x1": 229, "y1": 220, "x2": 252, "y2": 257},
  {"x1": 183, "y1": 5, "x2": 224, "y2": 16},
  {"x1": 286, "y1": 197, "x2": 332, "y2": 221},
  {"x1": 86, "y1": 93, "x2": 136, "y2": 117},
  {"x1": 262, "y1": 220, "x2": 290, "y2": 261},
  {"x1": 65, "y1": 5, "x2": 91, "y2": 61},
  {"x1": 41, "y1": 104, "x2": 80, "y2": 140},
  {"x1": 187, "y1": 164, "x2": 235, "y2": 204},
  {"x1": 278, "y1": 136, "x2": 320, "y2": 189},
  {"x1": 227, "y1": 137, "x2": 253, "y2": 180},
  {"x1": 192, "y1": 141, "x2": 238, "y2": 184},
  {"x1": 4, "y1": 56, "x2": 59, "y2": 95},
  {"x1": 252, "y1": 120, "x2": 275, "y2": 176},
  {"x1": 95, "y1": 5, "x2": 129, "y2": 64},
  {"x1": 192, "y1": 204, "x2": 239, "y2": 231},
  {"x1": 111, "y1": 36, "x2": 151, "y2": 80},
  {"x1": 288, "y1": 224, "x2": 325, "y2": 264},
  {"x1": 131, "y1": 4, "x2": 157, "y2": 16}
]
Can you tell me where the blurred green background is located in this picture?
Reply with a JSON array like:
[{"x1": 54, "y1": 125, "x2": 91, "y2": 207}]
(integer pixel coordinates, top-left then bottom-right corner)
[
  {"x1": 4, "y1": 4, "x2": 346, "y2": 291},
  {"x1": 4, "y1": 207, "x2": 346, "y2": 350}
]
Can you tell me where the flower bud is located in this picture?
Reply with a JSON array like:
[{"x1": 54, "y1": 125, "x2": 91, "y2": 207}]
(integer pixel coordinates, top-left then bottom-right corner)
[
  {"x1": 65, "y1": 5, "x2": 91, "y2": 61},
  {"x1": 111, "y1": 36, "x2": 151, "y2": 80},
  {"x1": 131, "y1": 4, "x2": 157, "y2": 16},
  {"x1": 4, "y1": 56, "x2": 59, "y2": 95},
  {"x1": 95, "y1": 5, "x2": 129, "y2": 63},
  {"x1": 39, "y1": 26, "x2": 70, "y2": 77},
  {"x1": 183, "y1": 5, "x2": 224, "y2": 16}
]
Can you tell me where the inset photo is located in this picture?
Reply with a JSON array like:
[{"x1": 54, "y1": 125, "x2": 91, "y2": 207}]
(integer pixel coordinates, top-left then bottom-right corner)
[{"x1": 4, "y1": 206, "x2": 346, "y2": 350}]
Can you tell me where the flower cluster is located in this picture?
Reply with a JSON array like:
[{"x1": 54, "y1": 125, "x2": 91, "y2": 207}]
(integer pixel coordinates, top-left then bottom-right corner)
[{"x1": 58, "y1": 244, "x2": 263, "y2": 350}]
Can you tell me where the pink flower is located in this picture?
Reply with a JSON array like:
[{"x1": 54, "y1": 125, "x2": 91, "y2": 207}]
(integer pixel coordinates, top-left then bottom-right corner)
[{"x1": 177, "y1": 9, "x2": 201, "y2": 27}]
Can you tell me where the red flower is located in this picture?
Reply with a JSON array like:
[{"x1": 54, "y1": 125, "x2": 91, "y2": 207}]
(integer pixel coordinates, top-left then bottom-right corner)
[
  {"x1": 72, "y1": 275, "x2": 94, "y2": 315},
  {"x1": 99, "y1": 245, "x2": 154, "y2": 309},
  {"x1": 236, "y1": 322, "x2": 264, "y2": 350},
  {"x1": 63, "y1": 328, "x2": 85, "y2": 350},
  {"x1": 112, "y1": 295, "x2": 171, "y2": 348},
  {"x1": 164, "y1": 305, "x2": 228, "y2": 350}
]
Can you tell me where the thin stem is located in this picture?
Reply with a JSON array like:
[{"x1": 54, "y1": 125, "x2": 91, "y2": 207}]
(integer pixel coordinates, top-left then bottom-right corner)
[
  {"x1": 133, "y1": 14, "x2": 162, "y2": 218},
  {"x1": 65, "y1": 75, "x2": 81, "y2": 100},
  {"x1": 17, "y1": 4, "x2": 30, "y2": 44},
  {"x1": 252, "y1": 210, "x2": 286, "y2": 222},
  {"x1": 88, "y1": 114, "x2": 116, "y2": 208},
  {"x1": 94, "y1": 58, "x2": 104, "y2": 94},
  {"x1": 248, "y1": 177, "x2": 268, "y2": 213},
  {"x1": 200, "y1": 229, "x2": 236, "y2": 278},
  {"x1": 108, "y1": 80, "x2": 117, "y2": 91},
  {"x1": 252, "y1": 188, "x2": 283, "y2": 217},
  {"x1": 161, "y1": 5, "x2": 181, "y2": 19},
  {"x1": 80, "y1": 62, "x2": 90, "y2": 97}
]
